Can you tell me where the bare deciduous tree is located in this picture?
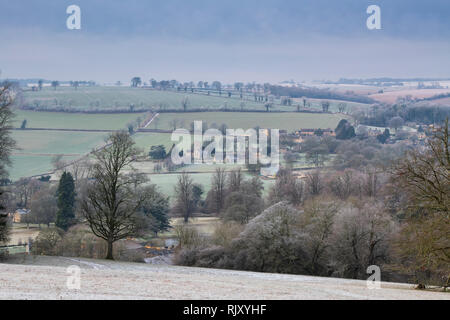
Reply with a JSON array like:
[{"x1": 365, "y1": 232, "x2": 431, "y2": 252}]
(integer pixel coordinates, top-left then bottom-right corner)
[
  {"x1": 227, "y1": 168, "x2": 243, "y2": 193},
  {"x1": 173, "y1": 172, "x2": 196, "y2": 223},
  {"x1": 391, "y1": 119, "x2": 450, "y2": 287},
  {"x1": 268, "y1": 168, "x2": 304, "y2": 206},
  {"x1": 15, "y1": 178, "x2": 41, "y2": 208},
  {"x1": 0, "y1": 81, "x2": 16, "y2": 180},
  {"x1": 0, "y1": 80, "x2": 16, "y2": 248},
  {"x1": 181, "y1": 96, "x2": 189, "y2": 112},
  {"x1": 30, "y1": 186, "x2": 57, "y2": 227},
  {"x1": 209, "y1": 168, "x2": 227, "y2": 213},
  {"x1": 81, "y1": 131, "x2": 146, "y2": 260},
  {"x1": 302, "y1": 198, "x2": 339, "y2": 275},
  {"x1": 305, "y1": 170, "x2": 324, "y2": 197},
  {"x1": 331, "y1": 201, "x2": 395, "y2": 279},
  {"x1": 328, "y1": 169, "x2": 355, "y2": 200}
]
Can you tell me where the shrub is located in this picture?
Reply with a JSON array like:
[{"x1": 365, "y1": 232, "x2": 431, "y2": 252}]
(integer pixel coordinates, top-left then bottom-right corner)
[
  {"x1": 330, "y1": 201, "x2": 396, "y2": 279},
  {"x1": 174, "y1": 224, "x2": 203, "y2": 249},
  {"x1": 31, "y1": 224, "x2": 143, "y2": 262},
  {"x1": 211, "y1": 221, "x2": 243, "y2": 248},
  {"x1": 173, "y1": 247, "x2": 200, "y2": 266},
  {"x1": 32, "y1": 227, "x2": 64, "y2": 256}
]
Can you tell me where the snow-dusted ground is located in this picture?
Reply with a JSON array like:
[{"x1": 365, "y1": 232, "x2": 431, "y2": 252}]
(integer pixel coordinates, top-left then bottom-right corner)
[{"x1": 0, "y1": 256, "x2": 448, "y2": 300}]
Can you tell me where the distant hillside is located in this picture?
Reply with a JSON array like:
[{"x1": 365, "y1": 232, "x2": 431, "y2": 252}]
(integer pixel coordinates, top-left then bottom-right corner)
[{"x1": 269, "y1": 85, "x2": 375, "y2": 104}]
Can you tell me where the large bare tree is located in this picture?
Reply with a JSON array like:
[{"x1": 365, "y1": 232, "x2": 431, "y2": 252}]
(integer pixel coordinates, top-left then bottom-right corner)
[
  {"x1": 391, "y1": 119, "x2": 449, "y2": 287},
  {"x1": 173, "y1": 172, "x2": 195, "y2": 223},
  {"x1": 81, "y1": 131, "x2": 145, "y2": 260},
  {"x1": 0, "y1": 81, "x2": 16, "y2": 180},
  {"x1": 209, "y1": 168, "x2": 227, "y2": 213},
  {"x1": 0, "y1": 81, "x2": 17, "y2": 247}
]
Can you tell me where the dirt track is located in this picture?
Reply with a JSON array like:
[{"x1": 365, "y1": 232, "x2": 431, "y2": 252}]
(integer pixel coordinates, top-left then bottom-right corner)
[{"x1": 1, "y1": 256, "x2": 448, "y2": 300}]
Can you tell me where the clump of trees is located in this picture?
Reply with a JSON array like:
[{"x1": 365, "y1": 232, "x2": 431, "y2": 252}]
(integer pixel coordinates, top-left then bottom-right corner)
[
  {"x1": 356, "y1": 103, "x2": 450, "y2": 127},
  {"x1": 269, "y1": 85, "x2": 375, "y2": 104},
  {"x1": 175, "y1": 200, "x2": 395, "y2": 279},
  {"x1": 335, "y1": 119, "x2": 356, "y2": 140},
  {"x1": 149, "y1": 145, "x2": 167, "y2": 160},
  {"x1": 131, "y1": 77, "x2": 142, "y2": 87},
  {"x1": 172, "y1": 119, "x2": 449, "y2": 288},
  {"x1": 267, "y1": 168, "x2": 303, "y2": 206},
  {"x1": 220, "y1": 170, "x2": 264, "y2": 224}
]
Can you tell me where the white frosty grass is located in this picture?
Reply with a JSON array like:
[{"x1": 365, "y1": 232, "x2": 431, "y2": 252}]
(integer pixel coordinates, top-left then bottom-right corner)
[{"x1": 1, "y1": 256, "x2": 449, "y2": 300}]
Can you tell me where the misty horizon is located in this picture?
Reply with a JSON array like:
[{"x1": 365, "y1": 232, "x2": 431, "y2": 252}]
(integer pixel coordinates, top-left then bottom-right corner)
[{"x1": 1, "y1": 0, "x2": 450, "y2": 83}]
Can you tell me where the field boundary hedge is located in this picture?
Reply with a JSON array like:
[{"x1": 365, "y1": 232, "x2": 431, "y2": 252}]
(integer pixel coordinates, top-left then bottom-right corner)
[
  {"x1": 19, "y1": 106, "x2": 328, "y2": 114},
  {"x1": 12, "y1": 128, "x2": 116, "y2": 132}
]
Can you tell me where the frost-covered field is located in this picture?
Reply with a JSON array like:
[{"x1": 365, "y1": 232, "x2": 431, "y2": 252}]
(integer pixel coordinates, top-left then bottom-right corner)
[{"x1": 0, "y1": 256, "x2": 448, "y2": 300}]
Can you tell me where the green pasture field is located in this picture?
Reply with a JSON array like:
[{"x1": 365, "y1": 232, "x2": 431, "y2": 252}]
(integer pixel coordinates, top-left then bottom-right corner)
[
  {"x1": 22, "y1": 87, "x2": 268, "y2": 111},
  {"x1": 149, "y1": 112, "x2": 348, "y2": 132},
  {"x1": 8, "y1": 130, "x2": 108, "y2": 180},
  {"x1": 9, "y1": 155, "x2": 79, "y2": 180},
  {"x1": 149, "y1": 173, "x2": 213, "y2": 200},
  {"x1": 12, "y1": 130, "x2": 107, "y2": 155},
  {"x1": 133, "y1": 132, "x2": 174, "y2": 153},
  {"x1": 160, "y1": 217, "x2": 221, "y2": 238},
  {"x1": 291, "y1": 98, "x2": 371, "y2": 113},
  {"x1": 12, "y1": 109, "x2": 146, "y2": 130},
  {"x1": 23, "y1": 86, "x2": 372, "y2": 112}
]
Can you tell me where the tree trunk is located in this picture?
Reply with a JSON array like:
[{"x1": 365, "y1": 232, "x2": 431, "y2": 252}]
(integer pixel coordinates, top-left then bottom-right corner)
[{"x1": 106, "y1": 240, "x2": 114, "y2": 260}]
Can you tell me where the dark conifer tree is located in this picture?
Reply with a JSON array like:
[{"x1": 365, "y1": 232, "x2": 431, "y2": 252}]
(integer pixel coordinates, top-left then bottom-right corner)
[{"x1": 56, "y1": 172, "x2": 76, "y2": 231}]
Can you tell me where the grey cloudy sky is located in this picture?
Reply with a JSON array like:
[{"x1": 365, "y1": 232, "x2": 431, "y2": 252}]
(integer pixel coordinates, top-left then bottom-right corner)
[{"x1": 1, "y1": 0, "x2": 449, "y2": 83}]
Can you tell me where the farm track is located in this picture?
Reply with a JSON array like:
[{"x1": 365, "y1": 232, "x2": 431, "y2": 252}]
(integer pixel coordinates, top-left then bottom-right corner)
[{"x1": 142, "y1": 113, "x2": 159, "y2": 128}]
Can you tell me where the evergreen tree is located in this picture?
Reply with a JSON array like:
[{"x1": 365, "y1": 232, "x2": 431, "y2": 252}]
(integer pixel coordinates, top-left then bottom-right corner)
[
  {"x1": 376, "y1": 128, "x2": 390, "y2": 144},
  {"x1": 56, "y1": 172, "x2": 76, "y2": 231},
  {"x1": 149, "y1": 145, "x2": 167, "y2": 160},
  {"x1": 335, "y1": 119, "x2": 356, "y2": 140},
  {"x1": 138, "y1": 185, "x2": 171, "y2": 236},
  {"x1": 0, "y1": 213, "x2": 9, "y2": 244}
]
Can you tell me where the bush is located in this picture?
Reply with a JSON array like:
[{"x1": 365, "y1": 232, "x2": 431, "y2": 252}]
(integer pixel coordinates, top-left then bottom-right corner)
[
  {"x1": 330, "y1": 201, "x2": 396, "y2": 279},
  {"x1": 176, "y1": 202, "x2": 311, "y2": 274},
  {"x1": 31, "y1": 224, "x2": 144, "y2": 262},
  {"x1": 173, "y1": 247, "x2": 200, "y2": 266},
  {"x1": 195, "y1": 246, "x2": 227, "y2": 268},
  {"x1": 211, "y1": 221, "x2": 243, "y2": 248},
  {"x1": 174, "y1": 200, "x2": 397, "y2": 280},
  {"x1": 393, "y1": 216, "x2": 449, "y2": 288},
  {"x1": 174, "y1": 224, "x2": 203, "y2": 249},
  {"x1": 32, "y1": 227, "x2": 64, "y2": 256},
  {"x1": 57, "y1": 225, "x2": 108, "y2": 259}
]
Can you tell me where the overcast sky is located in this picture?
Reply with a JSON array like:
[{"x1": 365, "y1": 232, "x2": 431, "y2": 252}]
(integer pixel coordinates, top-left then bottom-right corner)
[{"x1": 1, "y1": 0, "x2": 449, "y2": 83}]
